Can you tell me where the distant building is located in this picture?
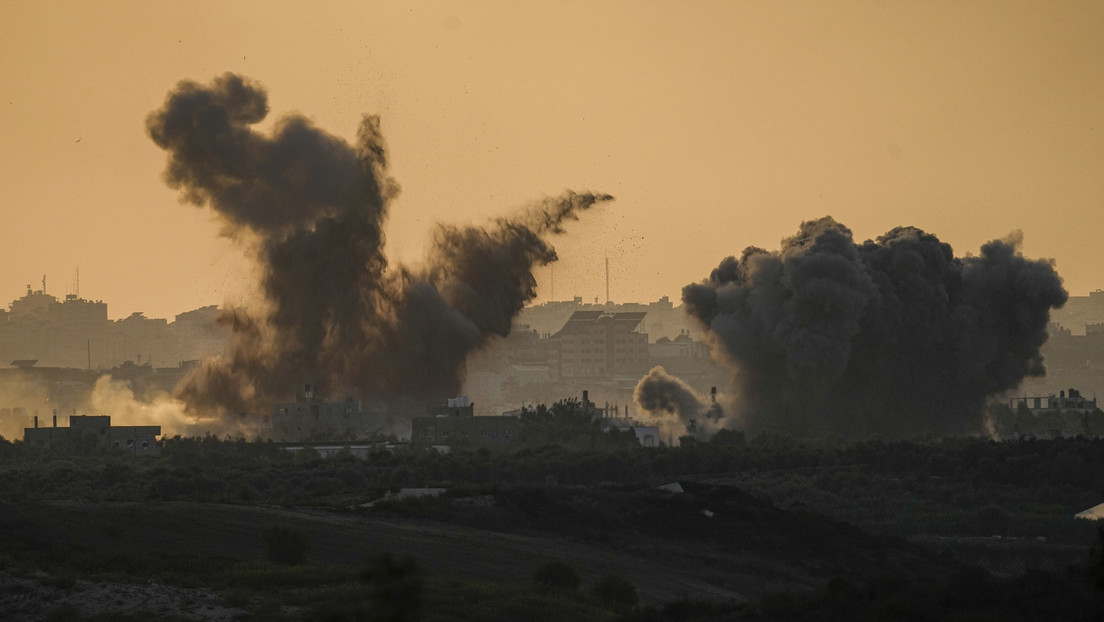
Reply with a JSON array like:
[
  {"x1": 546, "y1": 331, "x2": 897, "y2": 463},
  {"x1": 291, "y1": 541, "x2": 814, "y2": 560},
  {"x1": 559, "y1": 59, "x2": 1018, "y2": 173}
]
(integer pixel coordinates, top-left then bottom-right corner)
[
  {"x1": 601, "y1": 418, "x2": 661, "y2": 447},
  {"x1": 517, "y1": 296, "x2": 699, "y2": 342},
  {"x1": 549, "y1": 310, "x2": 650, "y2": 381},
  {"x1": 23, "y1": 414, "x2": 160, "y2": 454},
  {"x1": 1009, "y1": 388, "x2": 1098, "y2": 414},
  {"x1": 270, "y1": 384, "x2": 384, "y2": 441},
  {"x1": 0, "y1": 283, "x2": 230, "y2": 370},
  {"x1": 410, "y1": 397, "x2": 519, "y2": 449},
  {"x1": 649, "y1": 330, "x2": 710, "y2": 360}
]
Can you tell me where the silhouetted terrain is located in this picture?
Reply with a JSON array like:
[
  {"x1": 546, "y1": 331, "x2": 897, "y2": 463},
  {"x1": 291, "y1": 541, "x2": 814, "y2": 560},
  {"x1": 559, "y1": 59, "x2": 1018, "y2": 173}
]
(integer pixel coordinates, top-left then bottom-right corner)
[{"x1": 0, "y1": 434, "x2": 1102, "y2": 619}]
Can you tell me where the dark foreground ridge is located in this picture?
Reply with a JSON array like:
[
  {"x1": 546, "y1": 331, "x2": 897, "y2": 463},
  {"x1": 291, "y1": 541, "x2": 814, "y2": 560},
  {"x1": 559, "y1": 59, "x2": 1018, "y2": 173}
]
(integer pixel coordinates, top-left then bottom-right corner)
[{"x1": 1, "y1": 435, "x2": 1103, "y2": 620}]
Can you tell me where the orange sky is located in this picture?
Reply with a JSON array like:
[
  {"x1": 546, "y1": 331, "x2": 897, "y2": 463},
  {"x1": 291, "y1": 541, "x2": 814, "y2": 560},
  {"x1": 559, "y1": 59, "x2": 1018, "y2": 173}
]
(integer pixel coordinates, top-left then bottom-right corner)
[{"x1": 2, "y1": 1, "x2": 1102, "y2": 320}]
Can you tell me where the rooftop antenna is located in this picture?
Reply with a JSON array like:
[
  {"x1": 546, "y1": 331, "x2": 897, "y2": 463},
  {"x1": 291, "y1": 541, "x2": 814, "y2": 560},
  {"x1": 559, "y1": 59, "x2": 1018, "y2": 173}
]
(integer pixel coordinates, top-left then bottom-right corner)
[
  {"x1": 605, "y1": 255, "x2": 610, "y2": 304},
  {"x1": 42, "y1": 274, "x2": 46, "y2": 293}
]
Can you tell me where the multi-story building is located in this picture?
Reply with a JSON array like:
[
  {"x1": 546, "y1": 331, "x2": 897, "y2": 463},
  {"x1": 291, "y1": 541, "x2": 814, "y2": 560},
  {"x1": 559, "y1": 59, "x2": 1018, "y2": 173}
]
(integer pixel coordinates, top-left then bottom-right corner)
[
  {"x1": 517, "y1": 296, "x2": 700, "y2": 342},
  {"x1": 548, "y1": 310, "x2": 649, "y2": 382},
  {"x1": 0, "y1": 285, "x2": 229, "y2": 370}
]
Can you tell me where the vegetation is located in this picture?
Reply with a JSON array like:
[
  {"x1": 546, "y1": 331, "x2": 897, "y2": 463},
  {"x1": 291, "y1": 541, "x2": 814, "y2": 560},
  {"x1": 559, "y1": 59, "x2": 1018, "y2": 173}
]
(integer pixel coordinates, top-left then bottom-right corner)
[{"x1": 2, "y1": 424, "x2": 1104, "y2": 619}]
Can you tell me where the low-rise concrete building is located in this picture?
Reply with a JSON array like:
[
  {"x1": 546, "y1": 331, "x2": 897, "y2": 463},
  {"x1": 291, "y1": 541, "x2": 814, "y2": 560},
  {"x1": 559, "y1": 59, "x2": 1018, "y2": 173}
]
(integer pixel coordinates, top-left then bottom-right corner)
[
  {"x1": 271, "y1": 385, "x2": 384, "y2": 441},
  {"x1": 411, "y1": 397, "x2": 519, "y2": 450},
  {"x1": 1009, "y1": 387, "x2": 1098, "y2": 414},
  {"x1": 601, "y1": 418, "x2": 661, "y2": 447},
  {"x1": 23, "y1": 414, "x2": 160, "y2": 454}
]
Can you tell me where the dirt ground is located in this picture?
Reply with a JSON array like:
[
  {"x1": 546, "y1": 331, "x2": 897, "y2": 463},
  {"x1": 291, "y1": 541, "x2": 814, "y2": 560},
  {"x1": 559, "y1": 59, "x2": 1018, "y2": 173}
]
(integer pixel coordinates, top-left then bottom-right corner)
[
  {"x1": 0, "y1": 570, "x2": 246, "y2": 621},
  {"x1": 0, "y1": 488, "x2": 951, "y2": 619}
]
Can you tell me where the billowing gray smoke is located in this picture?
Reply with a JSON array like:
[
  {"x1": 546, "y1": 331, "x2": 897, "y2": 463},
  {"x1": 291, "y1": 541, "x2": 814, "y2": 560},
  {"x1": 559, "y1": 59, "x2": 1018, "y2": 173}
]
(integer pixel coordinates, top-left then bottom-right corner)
[
  {"x1": 634, "y1": 366, "x2": 723, "y2": 438},
  {"x1": 147, "y1": 73, "x2": 611, "y2": 416},
  {"x1": 683, "y1": 217, "x2": 1067, "y2": 438}
]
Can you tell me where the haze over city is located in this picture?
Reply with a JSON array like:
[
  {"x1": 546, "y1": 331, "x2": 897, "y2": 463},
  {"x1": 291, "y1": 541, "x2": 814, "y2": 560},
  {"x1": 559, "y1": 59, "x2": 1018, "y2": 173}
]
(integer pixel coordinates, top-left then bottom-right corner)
[
  {"x1": 3, "y1": 1, "x2": 1103, "y2": 322},
  {"x1": 6, "y1": 4, "x2": 1104, "y2": 620}
]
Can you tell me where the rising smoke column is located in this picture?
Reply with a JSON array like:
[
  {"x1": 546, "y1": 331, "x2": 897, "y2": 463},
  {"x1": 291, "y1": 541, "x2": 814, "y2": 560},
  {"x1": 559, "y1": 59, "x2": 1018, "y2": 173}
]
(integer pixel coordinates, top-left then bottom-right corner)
[
  {"x1": 683, "y1": 217, "x2": 1067, "y2": 438},
  {"x1": 633, "y1": 366, "x2": 723, "y2": 438},
  {"x1": 147, "y1": 73, "x2": 611, "y2": 416}
]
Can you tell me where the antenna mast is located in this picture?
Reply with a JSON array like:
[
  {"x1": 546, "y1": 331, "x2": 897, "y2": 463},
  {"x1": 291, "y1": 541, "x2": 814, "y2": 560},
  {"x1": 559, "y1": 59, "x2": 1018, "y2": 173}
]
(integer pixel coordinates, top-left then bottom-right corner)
[{"x1": 604, "y1": 256, "x2": 610, "y2": 304}]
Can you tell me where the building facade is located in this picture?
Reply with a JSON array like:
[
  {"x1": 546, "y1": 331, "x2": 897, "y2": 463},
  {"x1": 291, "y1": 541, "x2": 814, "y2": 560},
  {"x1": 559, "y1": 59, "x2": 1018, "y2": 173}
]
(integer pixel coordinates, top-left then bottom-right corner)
[
  {"x1": 271, "y1": 388, "x2": 384, "y2": 441},
  {"x1": 410, "y1": 397, "x2": 520, "y2": 449},
  {"x1": 23, "y1": 414, "x2": 160, "y2": 454},
  {"x1": 549, "y1": 310, "x2": 650, "y2": 381},
  {"x1": 1009, "y1": 388, "x2": 1098, "y2": 414}
]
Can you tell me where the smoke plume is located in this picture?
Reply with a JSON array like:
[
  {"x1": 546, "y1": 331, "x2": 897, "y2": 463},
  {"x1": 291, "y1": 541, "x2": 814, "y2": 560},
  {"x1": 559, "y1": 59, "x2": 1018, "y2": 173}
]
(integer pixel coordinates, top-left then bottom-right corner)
[
  {"x1": 147, "y1": 74, "x2": 611, "y2": 419},
  {"x1": 633, "y1": 366, "x2": 724, "y2": 439},
  {"x1": 87, "y1": 376, "x2": 256, "y2": 438},
  {"x1": 683, "y1": 217, "x2": 1067, "y2": 438}
]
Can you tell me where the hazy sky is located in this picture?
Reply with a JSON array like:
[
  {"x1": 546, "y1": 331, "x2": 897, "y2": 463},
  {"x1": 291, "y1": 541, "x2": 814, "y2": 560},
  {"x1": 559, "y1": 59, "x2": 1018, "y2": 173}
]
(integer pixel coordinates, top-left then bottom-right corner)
[{"x1": 3, "y1": 1, "x2": 1102, "y2": 320}]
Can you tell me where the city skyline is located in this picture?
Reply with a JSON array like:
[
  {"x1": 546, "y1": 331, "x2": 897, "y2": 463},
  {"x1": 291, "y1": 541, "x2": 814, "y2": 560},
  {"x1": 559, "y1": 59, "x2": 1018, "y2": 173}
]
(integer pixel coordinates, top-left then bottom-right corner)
[{"x1": 3, "y1": 2, "x2": 1103, "y2": 320}]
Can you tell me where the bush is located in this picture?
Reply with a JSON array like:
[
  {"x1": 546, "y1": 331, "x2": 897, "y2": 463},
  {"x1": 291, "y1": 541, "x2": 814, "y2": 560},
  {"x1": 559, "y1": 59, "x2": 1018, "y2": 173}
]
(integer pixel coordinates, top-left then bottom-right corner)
[
  {"x1": 532, "y1": 560, "x2": 581, "y2": 591},
  {"x1": 589, "y1": 573, "x2": 638, "y2": 610},
  {"x1": 263, "y1": 525, "x2": 309, "y2": 565}
]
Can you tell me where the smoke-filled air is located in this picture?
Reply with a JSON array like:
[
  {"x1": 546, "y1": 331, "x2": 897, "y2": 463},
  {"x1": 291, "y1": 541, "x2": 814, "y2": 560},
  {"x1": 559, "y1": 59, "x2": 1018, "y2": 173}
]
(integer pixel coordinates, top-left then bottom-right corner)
[
  {"x1": 633, "y1": 366, "x2": 725, "y2": 439},
  {"x1": 682, "y1": 217, "x2": 1067, "y2": 439},
  {"x1": 146, "y1": 73, "x2": 611, "y2": 422}
]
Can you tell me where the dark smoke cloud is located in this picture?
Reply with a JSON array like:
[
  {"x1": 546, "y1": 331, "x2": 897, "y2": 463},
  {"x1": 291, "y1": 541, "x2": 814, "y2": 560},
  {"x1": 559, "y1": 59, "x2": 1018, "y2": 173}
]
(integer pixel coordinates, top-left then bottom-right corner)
[
  {"x1": 683, "y1": 217, "x2": 1067, "y2": 438},
  {"x1": 634, "y1": 366, "x2": 723, "y2": 438},
  {"x1": 148, "y1": 73, "x2": 611, "y2": 417}
]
